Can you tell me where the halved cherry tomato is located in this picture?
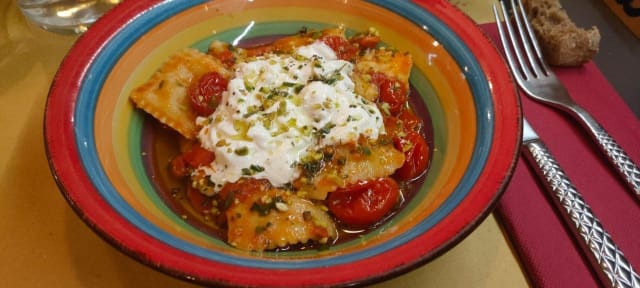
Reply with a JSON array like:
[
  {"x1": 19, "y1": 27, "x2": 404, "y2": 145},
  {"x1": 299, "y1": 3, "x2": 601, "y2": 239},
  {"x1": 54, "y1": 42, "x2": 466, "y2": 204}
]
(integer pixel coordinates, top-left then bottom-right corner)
[
  {"x1": 398, "y1": 108, "x2": 422, "y2": 132},
  {"x1": 394, "y1": 131, "x2": 429, "y2": 181},
  {"x1": 321, "y1": 35, "x2": 358, "y2": 60},
  {"x1": 182, "y1": 144, "x2": 216, "y2": 168},
  {"x1": 189, "y1": 72, "x2": 228, "y2": 116},
  {"x1": 218, "y1": 178, "x2": 271, "y2": 207},
  {"x1": 170, "y1": 155, "x2": 189, "y2": 178},
  {"x1": 383, "y1": 116, "x2": 403, "y2": 140},
  {"x1": 211, "y1": 49, "x2": 235, "y2": 69},
  {"x1": 371, "y1": 72, "x2": 407, "y2": 115},
  {"x1": 383, "y1": 109, "x2": 423, "y2": 141},
  {"x1": 169, "y1": 144, "x2": 215, "y2": 178},
  {"x1": 326, "y1": 177, "x2": 400, "y2": 226},
  {"x1": 349, "y1": 34, "x2": 380, "y2": 50}
]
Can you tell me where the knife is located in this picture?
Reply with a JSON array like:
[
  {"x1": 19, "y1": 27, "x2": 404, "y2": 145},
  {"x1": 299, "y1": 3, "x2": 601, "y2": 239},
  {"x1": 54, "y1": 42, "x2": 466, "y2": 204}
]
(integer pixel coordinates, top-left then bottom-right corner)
[{"x1": 521, "y1": 118, "x2": 640, "y2": 288}]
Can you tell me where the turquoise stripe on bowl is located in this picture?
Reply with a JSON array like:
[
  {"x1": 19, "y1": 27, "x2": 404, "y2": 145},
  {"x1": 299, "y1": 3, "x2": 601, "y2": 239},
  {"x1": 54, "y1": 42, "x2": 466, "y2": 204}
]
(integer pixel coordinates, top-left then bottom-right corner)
[{"x1": 73, "y1": 0, "x2": 493, "y2": 269}]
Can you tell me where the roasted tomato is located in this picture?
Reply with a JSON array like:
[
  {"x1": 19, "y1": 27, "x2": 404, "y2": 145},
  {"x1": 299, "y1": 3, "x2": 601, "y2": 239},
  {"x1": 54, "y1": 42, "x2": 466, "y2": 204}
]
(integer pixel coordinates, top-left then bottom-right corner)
[
  {"x1": 321, "y1": 35, "x2": 358, "y2": 60},
  {"x1": 372, "y1": 72, "x2": 408, "y2": 115},
  {"x1": 210, "y1": 48, "x2": 235, "y2": 69},
  {"x1": 326, "y1": 177, "x2": 400, "y2": 226},
  {"x1": 394, "y1": 131, "x2": 429, "y2": 181},
  {"x1": 218, "y1": 178, "x2": 271, "y2": 207},
  {"x1": 170, "y1": 143, "x2": 215, "y2": 178},
  {"x1": 398, "y1": 108, "x2": 422, "y2": 132},
  {"x1": 169, "y1": 155, "x2": 189, "y2": 178},
  {"x1": 189, "y1": 72, "x2": 228, "y2": 116},
  {"x1": 349, "y1": 33, "x2": 380, "y2": 50},
  {"x1": 182, "y1": 144, "x2": 216, "y2": 168}
]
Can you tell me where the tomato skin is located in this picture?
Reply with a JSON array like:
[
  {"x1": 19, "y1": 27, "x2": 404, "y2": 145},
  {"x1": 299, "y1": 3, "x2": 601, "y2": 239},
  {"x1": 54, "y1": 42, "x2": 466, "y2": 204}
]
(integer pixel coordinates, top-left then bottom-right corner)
[
  {"x1": 170, "y1": 155, "x2": 189, "y2": 178},
  {"x1": 327, "y1": 177, "x2": 400, "y2": 227},
  {"x1": 169, "y1": 144, "x2": 215, "y2": 179},
  {"x1": 212, "y1": 49, "x2": 235, "y2": 68},
  {"x1": 349, "y1": 34, "x2": 380, "y2": 50},
  {"x1": 371, "y1": 73, "x2": 407, "y2": 115},
  {"x1": 218, "y1": 178, "x2": 271, "y2": 206},
  {"x1": 383, "y1": 109, "x2": 423, "y2": 141},
  {"x1": 398, "y1": 108, "x2": 422, "y2": 132},
  {"x1": 321, "y1": 35, "x2": 358, "y2": 60},
  {"x1": 383, "y1": 116, "x2": 403, "y2": 140},
  {"x1": 394, "y1": 131, "x2": 430, "y2": 181},
  {"x1": 189, "y1": 72, "x2": 228, "y2": 116},
  {"x1": 182, "y1": 144, "x2": 216, "y2": 168}
]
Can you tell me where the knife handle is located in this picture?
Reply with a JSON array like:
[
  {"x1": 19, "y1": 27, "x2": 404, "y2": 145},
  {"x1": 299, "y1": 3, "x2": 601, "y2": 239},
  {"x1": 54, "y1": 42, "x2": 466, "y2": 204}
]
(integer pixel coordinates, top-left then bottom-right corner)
[
  {"x1": 572, "y1": 106, "x2": 640, "y2": 200},
  {"x1": 522, "y1": 138, "x2": 640, "y2": 288}
]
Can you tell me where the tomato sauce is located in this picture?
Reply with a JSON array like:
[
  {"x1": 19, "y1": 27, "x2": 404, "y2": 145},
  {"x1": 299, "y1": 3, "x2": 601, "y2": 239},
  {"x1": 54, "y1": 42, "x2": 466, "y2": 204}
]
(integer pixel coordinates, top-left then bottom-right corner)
[
  {"x1": 138, "y1": 29, "x2": 435, "y2": 250},
  {"x1": 141, "y1": 85, "x2": 433, "y2": 247}
]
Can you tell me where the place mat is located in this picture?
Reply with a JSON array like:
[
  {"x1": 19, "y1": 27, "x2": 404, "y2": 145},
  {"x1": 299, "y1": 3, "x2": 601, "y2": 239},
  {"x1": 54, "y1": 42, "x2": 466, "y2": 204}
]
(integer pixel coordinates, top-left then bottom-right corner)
[
  {"x1": 481, "y1": 23, "x2": 640, "y2": 287},
  {"x1": 602, "y1": 0, "x2": 640, "y2": 39}
]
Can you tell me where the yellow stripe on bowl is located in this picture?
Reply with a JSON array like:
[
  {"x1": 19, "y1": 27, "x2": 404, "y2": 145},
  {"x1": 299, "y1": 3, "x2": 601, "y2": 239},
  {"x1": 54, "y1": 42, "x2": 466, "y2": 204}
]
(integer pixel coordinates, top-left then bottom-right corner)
[{"x1": 94, "y1": 0, "x2": 476, "y2": 258}]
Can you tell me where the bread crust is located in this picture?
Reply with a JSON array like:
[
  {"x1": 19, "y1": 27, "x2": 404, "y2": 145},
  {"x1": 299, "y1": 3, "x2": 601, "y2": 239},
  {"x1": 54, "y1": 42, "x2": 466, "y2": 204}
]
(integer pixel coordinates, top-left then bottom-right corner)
[{"x1": 522, "y1": 0, "x2": 600, "y2": 66}]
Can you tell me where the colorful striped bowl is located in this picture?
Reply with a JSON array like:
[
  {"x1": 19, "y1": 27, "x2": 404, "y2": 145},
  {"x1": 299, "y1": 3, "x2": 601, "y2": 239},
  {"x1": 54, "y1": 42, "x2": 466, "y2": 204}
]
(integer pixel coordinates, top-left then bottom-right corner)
[{"x1": 45, "y1": 0, "x2": 521, "y2": 286}]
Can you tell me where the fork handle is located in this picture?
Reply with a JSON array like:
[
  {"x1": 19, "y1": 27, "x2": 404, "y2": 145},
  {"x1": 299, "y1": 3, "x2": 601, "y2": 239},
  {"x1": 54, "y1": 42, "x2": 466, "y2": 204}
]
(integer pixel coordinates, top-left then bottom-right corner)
[
  {"x1": 571, "y1": 106, "x2": 640, "y2": 200},
  {"x1": 523, "y1": 138, "x2": 640, "y2": 288}
]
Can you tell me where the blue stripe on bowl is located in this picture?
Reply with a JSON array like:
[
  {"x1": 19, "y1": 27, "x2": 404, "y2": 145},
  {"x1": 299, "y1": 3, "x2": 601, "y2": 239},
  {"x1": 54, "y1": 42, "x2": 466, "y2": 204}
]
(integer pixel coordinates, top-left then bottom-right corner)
[
  {"x1": 73, "y1": 0, "x2": 492, "y2": 269},
  {"x1": 369, "y1": 0, "x2": 494, "y2": 247}
]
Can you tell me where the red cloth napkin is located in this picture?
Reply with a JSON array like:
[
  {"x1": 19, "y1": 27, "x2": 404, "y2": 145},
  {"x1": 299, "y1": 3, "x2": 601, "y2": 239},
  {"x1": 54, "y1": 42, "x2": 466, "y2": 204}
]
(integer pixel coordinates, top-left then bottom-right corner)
[{"x1": 481, "y1": 23, "x2": 640, "y2": 287}]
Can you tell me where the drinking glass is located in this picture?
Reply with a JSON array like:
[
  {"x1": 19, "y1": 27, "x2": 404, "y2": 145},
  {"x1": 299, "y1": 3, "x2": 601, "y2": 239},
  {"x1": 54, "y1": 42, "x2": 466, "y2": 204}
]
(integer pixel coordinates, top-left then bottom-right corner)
[{"x1": 17, "y1": 0, "x2": 122, "y2": 34}]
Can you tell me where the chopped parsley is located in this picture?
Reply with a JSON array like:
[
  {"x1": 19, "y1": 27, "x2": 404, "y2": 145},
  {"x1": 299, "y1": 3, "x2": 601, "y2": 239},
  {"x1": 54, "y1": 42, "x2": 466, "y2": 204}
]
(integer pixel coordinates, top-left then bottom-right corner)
[
  {"x1": 241, "y1": 164, "x2": 265, "y2": 176},
  {"x1": 234, "y1": 146, "x2": 249, "y2": 156},
  {"x1": 318, "y1": 122, "x2": 336, "y2": 138}
]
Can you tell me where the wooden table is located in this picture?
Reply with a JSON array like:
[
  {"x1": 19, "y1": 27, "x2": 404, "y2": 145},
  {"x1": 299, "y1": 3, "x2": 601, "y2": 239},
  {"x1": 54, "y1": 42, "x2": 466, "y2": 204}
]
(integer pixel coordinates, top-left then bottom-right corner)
[{"x1": 5, "y1": 0, "x2": 635, "y2": 287}]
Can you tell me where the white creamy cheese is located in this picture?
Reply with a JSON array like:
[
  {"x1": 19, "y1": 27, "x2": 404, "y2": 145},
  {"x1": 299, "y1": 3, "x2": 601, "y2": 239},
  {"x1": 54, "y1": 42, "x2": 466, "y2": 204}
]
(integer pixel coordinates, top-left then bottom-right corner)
[{"x1": 196, "y1": 41, "x2": 384, "y2": 194}]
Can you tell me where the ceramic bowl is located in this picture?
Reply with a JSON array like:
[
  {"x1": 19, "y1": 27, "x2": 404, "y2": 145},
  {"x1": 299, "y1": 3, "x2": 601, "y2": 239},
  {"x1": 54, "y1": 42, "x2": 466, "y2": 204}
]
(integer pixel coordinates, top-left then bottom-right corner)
[{"x1": 45, "y1": 0, "x2": 521, "y2": 286}]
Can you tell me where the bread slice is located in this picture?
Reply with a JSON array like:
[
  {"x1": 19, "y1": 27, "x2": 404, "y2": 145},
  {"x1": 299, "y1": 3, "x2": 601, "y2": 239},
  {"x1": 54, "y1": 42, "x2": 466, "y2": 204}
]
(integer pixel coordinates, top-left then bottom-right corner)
[{"x1": 522, "y1": 0, "x2": 600, "y2": 66}]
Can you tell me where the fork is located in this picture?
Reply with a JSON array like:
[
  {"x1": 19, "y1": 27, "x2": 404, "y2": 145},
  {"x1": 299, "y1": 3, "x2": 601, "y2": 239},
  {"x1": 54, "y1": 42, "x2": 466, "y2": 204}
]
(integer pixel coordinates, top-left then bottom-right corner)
[
  {"x1": 494, "y1": 1, "x2": 640, "y2": 288},
  {"x1": 493, "y1": 0, "x2": 640, "y2": 202}
]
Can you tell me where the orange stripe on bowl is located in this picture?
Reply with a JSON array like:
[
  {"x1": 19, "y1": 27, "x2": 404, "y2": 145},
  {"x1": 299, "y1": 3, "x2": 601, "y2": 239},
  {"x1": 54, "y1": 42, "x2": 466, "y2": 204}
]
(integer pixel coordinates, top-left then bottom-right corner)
[{"x1": 94, "y1": 0, "x2": 477, "y2": 257}]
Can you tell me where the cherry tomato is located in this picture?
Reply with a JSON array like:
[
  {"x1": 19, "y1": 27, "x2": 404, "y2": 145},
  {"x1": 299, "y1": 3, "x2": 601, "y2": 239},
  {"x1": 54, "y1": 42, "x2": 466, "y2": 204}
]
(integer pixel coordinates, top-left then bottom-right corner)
[
  {"x1": 182, "y1": 144, "x2": 216, "y2": 168},
  {"x1": 169, "y1": 144, "x2": 215, "y2": 179},
  {"x1": 218, "y1": 178, "x2": 271, "y2": 207},
  {"x1": 384, "y1": 109, "x2": 423, "y2": 141},
  {"x1": 327, "y1": 177, "x2": 400, "y2": 226},
  {"x1": 321, "y1": 35, "x2": 358, "y2": 60},
  {"x1": 169, "y1": 155, "x2": 189, "y2": 178},
  {"x1": 349, "y1": 33, "x2": 380, "y2": 50},
  {"x1": 383, "y1": 116, "x2": 406, "y2": 141},
  {"x1": 211, "y1": 49, "x2": 235, "y2": 68},
  {"x1": 394, "y1": 131, "x2": 429, "y2": 181},
  {"x1": 189, "y1": 72, "x2": 228, "y2": 116},
  {"x1": 398, "y1": 108, "x2": 422, "y2": 132},
  {"x1": 371, "y1": 72, "x2": 407, "y2": 115}
]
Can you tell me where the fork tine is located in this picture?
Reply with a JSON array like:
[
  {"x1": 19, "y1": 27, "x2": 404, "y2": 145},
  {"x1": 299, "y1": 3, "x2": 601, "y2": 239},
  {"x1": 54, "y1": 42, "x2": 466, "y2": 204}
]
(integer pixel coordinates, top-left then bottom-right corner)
[
  {"x1": 511, "y1": 0, "x2": 551, "y2": 77},
  {"x1": 493, "y1": 3, "x2": 522, "y2": 81},
  {"x1": 495, "y1": 0, "x2": 534, "y2": 81}
]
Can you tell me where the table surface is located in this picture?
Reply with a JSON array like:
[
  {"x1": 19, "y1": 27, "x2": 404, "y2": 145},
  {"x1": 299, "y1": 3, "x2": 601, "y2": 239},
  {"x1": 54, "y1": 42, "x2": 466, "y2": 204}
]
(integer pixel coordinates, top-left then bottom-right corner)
[{"x1": 1, "y1": 1, "x2": 637, "y2": 287}]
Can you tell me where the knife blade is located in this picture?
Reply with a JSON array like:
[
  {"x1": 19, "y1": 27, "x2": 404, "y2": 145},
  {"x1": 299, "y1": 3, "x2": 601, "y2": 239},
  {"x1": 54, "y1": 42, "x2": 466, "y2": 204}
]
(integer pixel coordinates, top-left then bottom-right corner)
[{"x1": 521, "y1": 118, "x2": 640, "y2": 288}]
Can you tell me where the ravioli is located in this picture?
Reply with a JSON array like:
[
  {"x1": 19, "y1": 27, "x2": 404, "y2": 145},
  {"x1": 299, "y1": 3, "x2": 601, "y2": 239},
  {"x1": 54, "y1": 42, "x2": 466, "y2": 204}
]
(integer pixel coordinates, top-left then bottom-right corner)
[
  {"x1": 130, "y1": 27, "x2": 426, "y2": 252},
  {"x1": 353, "y1": 49, "x2": 413, "y2": 102},
  {"x1": 223, "y1": 180, "x2": 337, "y2": 251},
  {"x1": 130, "y1": 48, "x2": 231, "y2": 139},
  {"x1": 294, "y1": 139, "x2": 405, "y2": 200}
]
